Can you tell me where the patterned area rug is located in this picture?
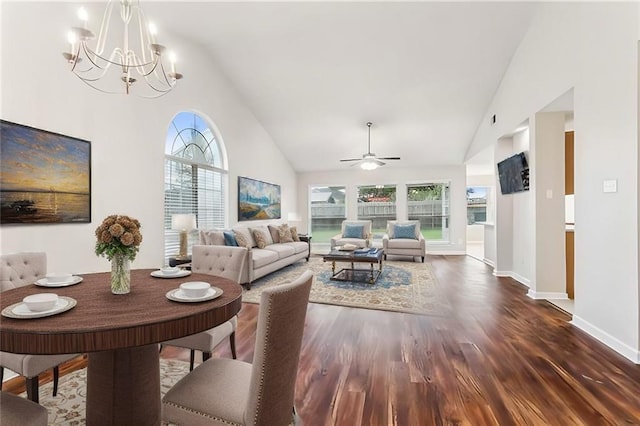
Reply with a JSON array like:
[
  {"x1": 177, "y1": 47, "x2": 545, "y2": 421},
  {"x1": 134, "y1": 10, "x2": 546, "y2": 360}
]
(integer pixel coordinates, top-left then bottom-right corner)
[
  {"x1": 243, "y1": 256, "x2": 450, "y2": 315},
  {"x1": 22, "y1": 359, "x2": 190, "y2": 425}
]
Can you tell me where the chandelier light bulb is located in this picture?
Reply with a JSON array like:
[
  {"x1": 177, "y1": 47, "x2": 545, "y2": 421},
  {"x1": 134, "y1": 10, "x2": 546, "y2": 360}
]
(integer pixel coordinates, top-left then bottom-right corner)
[
  {"x1": 148, "y1": 22, "x2": 157, "y2": 36},
  {"x1": 77, "y1": 7, "x2": 88, "y2": 25}
]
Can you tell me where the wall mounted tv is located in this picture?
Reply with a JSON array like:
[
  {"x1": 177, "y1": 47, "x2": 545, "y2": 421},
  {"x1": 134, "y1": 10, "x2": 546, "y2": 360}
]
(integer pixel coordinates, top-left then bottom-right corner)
[{"x1": 497, "y1": 152, "x2": 530, "y2": 195}]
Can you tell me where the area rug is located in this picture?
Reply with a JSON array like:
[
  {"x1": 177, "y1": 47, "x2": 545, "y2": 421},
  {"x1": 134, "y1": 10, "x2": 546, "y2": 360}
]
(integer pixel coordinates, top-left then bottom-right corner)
[
  {"x1": 243, "y1": 256, "x2": 450, "y2": 316},
  {"x1": 22, "y1": 359, "x2": 190, "y2": 425}
]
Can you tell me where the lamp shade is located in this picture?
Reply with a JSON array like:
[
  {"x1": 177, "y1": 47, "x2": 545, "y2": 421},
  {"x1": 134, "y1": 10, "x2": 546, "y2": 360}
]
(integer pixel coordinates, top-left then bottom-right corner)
[{"x1": 171, "y1": 214, "x2": 196, "y2": 231}]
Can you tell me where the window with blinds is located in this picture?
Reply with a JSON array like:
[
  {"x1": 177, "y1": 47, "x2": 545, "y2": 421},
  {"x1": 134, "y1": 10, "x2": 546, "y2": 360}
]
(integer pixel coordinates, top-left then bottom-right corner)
[{"x1": 164, "y1": 112, "x2": 227, "y2": 262}]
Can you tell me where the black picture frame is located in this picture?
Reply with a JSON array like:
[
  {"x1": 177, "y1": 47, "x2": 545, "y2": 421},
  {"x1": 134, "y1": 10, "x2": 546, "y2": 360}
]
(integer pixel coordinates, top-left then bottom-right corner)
[
  {"x1": 238, "y1": 176, "x2": 281, "y2": 221},
  {"x1": 0, "y1": 120, "x2": 91, "y2": 224}
]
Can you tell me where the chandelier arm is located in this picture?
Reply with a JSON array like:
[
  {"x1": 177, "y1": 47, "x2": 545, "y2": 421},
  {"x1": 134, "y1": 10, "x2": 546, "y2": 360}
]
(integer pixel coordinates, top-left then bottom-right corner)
[
  {"x1": 136, "y1": 8, "x2": 153, "y2": 64},
  {"x1": 94, "y1": 0, "x2": 115, "y2": 57}
]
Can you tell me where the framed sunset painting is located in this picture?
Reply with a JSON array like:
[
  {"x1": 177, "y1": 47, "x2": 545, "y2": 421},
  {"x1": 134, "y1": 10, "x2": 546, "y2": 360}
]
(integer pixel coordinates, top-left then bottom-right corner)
[{"x1": 0, "y1": 120, "x2": 91, "y2": 224}]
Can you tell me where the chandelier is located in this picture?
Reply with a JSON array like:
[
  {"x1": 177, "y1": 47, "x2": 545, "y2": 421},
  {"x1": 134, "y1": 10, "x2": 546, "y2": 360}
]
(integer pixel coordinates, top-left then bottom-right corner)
[{"x1": 63, "y1": 0, "x2": 183, "y2": 98}]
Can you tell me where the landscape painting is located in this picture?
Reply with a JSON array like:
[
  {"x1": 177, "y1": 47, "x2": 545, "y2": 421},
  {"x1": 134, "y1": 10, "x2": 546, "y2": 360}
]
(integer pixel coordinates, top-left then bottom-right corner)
[
  {"x1": 1, "y1": 120, "x2": 91, "y2": 224},
  {"x1": 238, "y1": 176, "x2": 281, "y2": 221}
]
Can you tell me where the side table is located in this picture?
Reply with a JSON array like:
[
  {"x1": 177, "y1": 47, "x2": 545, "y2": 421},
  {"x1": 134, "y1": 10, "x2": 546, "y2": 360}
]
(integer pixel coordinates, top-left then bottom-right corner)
[
  {"x1": 298, "y1": 234, "x2": 312, "y2": 261},
  {"x1": 169, "y1": 255, "x2": 192, "y2": 269}
]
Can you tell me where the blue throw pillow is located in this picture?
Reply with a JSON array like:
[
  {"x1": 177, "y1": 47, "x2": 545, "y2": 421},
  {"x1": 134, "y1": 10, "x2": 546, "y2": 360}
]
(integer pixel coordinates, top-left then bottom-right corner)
[
  {"x1": 394, "y1": 224, "x2": 417, "y2": 239},
  {"x1": 343, "y1": 224, "x2": 364, "y2": 239},
  {"x1": 223, "y1": 231, "x2": 238, "y2": 246}
]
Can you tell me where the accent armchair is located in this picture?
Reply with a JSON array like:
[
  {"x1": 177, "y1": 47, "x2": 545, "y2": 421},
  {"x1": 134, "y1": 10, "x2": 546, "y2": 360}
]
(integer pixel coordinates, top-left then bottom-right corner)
[
  {"x1": 162, "y1": 269, "x2": 313, "y2": 425},
  {"x1": 330, "y1": 220, "x2": 372, "y2": 249},
  {"x1": 0, "y1": 252, "x2": 80, "y2": 402},
  {"x1": 382, "y1": 220, "x2": 426, "y2": 262}
]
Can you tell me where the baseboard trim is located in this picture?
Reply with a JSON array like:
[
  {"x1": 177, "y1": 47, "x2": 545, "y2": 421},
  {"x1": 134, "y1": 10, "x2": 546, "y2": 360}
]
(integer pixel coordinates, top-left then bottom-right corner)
[
  {"x1": 527, "y1": 290, "x2": 568, "y2": 300},
  {"x1": 482, "y1": 258, "x2": 495, "y2": 268},
  {"x1": 493, "y1": 270, "x2": 530, "y2": 288},
  {"x1": 428, "y1": 250, "x2": 467, "y2": 255},
  {"x1": 571, "y1": 315, "x2": 640, "y2": 364}
]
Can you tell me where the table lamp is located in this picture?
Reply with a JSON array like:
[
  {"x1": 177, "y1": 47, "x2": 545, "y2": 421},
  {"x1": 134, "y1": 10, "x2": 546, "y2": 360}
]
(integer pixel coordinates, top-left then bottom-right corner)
[{"x1": 172, "y1": 214, "x2": 196, "y2": 260}]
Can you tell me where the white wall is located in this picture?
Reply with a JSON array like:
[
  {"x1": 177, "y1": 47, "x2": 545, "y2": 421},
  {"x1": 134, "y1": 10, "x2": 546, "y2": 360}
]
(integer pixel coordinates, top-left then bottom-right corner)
[
  {"x1": 297, "y1": 165, "x2": 467, "y2": 254},
  {"x1": 511, "y1": 130, "x2": 533, "y2": 285},
  {"x1": 467, "y1": 3, "x2": 640, "y2": 361},
  {"x1": 0, "y1": 2, "x2": 297, "y2": 273}
]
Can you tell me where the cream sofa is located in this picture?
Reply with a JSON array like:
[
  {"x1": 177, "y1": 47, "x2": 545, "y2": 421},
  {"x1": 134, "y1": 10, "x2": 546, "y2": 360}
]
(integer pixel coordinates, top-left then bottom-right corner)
[
  {"x1": 382, "y1": 220, "x2": 426, "y2": 262},
  {"x1": 330, "y1": 220, "x2": 372, "y2": 249},
  {"x1": 198, "y1": 224, "x2": 309, "y2": 289}
]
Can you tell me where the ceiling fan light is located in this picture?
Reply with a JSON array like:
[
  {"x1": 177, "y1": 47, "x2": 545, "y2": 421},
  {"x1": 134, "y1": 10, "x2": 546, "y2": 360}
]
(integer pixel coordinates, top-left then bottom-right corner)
[{"x1": 361, "y1": 161, "x2": 378, "y2": 171}]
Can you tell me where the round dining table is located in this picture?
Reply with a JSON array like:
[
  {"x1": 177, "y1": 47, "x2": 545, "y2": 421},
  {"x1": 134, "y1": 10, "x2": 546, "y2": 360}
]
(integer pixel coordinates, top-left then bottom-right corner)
[{"x1": 0, "y1": 269, "x2": 243, "y2": 425}]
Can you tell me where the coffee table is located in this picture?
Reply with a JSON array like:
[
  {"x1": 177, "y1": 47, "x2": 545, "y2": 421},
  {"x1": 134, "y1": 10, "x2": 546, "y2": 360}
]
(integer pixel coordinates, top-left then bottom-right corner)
[{"x1": 323, "y1": 248, "x2": 384, "y2": 284}]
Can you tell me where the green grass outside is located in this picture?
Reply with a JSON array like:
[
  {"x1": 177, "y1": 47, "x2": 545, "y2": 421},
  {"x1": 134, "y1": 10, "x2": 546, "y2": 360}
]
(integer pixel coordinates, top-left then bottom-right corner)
[{"x1": 310, "y1": 227, "x2": 443, "y2": 243}]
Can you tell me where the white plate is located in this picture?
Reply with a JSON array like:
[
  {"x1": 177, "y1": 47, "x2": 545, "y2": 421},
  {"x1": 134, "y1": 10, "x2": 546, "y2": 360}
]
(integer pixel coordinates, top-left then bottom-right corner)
[
  {"x1": 150, "y1": 270, "x2": 191, "y2": 279},
  {"x1": 2, "y1": 296, "x2": 77, "y2": 319},
  {"x1": 34, "y1": 276, "x2": 83, "y2": 287},
  {"x1": 166, "y1": 286, "x2": 223, "y2": 303}
]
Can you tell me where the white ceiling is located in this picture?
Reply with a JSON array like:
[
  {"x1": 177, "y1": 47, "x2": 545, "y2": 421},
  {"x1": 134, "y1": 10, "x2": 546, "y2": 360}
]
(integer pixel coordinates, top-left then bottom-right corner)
[{"x1": 150, "y1": 1, "x2": 538, "y2": 173}]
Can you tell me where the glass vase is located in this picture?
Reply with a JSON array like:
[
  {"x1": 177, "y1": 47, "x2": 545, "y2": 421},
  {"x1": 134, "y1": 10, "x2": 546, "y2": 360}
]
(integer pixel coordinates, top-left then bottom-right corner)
[{"x1": 111, "y1": 254, "x2": 131, "y2": 294}]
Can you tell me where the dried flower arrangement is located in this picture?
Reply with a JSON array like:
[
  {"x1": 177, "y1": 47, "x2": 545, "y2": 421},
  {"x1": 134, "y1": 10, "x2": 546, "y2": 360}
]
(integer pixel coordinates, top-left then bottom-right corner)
[{"x1": 95, "y1": 214, "x2": 143, "y2": 261}]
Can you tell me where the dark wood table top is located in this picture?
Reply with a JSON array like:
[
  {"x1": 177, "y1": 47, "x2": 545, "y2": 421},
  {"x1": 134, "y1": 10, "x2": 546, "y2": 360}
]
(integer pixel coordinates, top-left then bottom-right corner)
[
  {"x1": 0, "y1": 269, "x2": 242, "y2": 355},
  {"x1": 323, "y1": 248, "x2": 384, "y2": 263}
]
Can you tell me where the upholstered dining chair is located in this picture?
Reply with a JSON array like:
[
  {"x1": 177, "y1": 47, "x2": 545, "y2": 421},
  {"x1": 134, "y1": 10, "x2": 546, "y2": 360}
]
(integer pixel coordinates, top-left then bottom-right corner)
[
  {"x1": 162, "y1": 245, "x2": 248, "y2": 370},
  {"x1": 162, "y1": 269, "x2": 313, "y2": 426},
  {"x1": 0, "y1": 252, "x2": 80, "y2": 403},
  {"x1": 0, "y1": 391, "x2": 48, "y2": 426}
]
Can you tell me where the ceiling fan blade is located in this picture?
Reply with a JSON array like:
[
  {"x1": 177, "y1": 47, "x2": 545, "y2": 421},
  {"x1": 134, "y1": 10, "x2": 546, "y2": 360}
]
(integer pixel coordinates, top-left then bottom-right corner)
[
  {"x1": 378, "y1": 156, "x2": 400, "y2": 160},
  {"x1": 340, "y1": 158, "x2": 361, "y2": 162}
]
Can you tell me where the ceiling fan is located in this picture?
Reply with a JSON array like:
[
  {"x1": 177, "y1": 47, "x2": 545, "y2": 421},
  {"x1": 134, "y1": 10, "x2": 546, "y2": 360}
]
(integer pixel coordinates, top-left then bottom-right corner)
[{"x1": 340, "y1": 122, "x2": 400, "y2": 170}]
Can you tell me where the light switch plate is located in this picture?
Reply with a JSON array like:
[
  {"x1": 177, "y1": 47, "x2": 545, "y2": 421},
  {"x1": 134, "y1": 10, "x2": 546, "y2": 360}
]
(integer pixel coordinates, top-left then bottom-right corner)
[{"x1": 603, "y1": 179, "x2": 617, "y2": 193}]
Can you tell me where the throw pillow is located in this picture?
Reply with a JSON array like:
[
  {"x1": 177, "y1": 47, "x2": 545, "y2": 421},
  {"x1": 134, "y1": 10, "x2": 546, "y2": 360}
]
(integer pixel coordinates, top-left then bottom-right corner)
[
  {"x1": 252, "y1": 229, "x2": 268, "y2": 249},
  {"x1": 233, "y1": 230, "x2": 252, "y2": 249},
  {"x1": 200, "y1": 230, "x2": 225, "y2": 246},
  {"x1": 233, "y1": 227, "x2": 256, "y2": 248},
  {"x1": 290, "y1": 226, "x2": 300, "y2": 242},
  {"x1": 268, "y1": 225, "x2": 281, "y2": 244},
  {"x1": 278, "y1": 224, "x2": 294, "y2": 243},
  {"x1": 394, "y1": 224, "x2": 417, "y2": 239},
  {"x1": 343, "y1": 224, "x2": 364, "y2": 239},
  {"x1": 223, "y1": 231, "x2": 238, "y2": 246}
]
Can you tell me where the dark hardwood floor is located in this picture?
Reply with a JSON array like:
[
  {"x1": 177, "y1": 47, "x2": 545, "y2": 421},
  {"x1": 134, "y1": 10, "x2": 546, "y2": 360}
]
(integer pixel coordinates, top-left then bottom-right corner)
[{"x1": 4, "y1": 255, "x2": 640, "y2": 424}]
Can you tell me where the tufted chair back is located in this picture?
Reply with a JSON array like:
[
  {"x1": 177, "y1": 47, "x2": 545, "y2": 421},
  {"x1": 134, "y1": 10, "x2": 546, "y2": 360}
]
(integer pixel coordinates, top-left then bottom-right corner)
[
  {"x1": 191, "y1": 245, "x2": 248, "y2": 283},
  {"x1": 0, "y1": 252, "x2": 47, "y2": 292}
]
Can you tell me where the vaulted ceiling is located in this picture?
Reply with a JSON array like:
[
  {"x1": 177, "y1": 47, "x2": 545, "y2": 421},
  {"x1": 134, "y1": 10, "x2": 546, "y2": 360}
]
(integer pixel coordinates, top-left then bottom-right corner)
[{"x1": 152, "y1": 2, "x2": 537, "y2": 172}]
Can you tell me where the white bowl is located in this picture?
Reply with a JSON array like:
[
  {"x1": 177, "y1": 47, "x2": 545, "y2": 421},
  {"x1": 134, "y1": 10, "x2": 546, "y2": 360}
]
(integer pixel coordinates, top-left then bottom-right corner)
[
  {"x1": 46, "y1": 273, "x2": 72, "y2": 283},
  {"x1": 23, "y1": 293, "x2": 59, "y2": 312},
  {"x1": 161, "y1": 266, "x2": 181, "y2": 275},
  {"x1": 179, "y1": 282, "x2": 210, "y2": 298}
]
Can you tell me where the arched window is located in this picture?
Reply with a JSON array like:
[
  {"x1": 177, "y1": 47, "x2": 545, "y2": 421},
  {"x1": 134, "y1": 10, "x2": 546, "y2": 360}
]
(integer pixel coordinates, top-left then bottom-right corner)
[{"x1": 164, "y1": 112, "x2": 227, "y2": 261}]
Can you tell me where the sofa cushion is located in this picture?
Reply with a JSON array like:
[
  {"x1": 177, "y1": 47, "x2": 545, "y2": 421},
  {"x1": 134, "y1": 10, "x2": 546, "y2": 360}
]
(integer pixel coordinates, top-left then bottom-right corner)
[
  {"x1": 283, "y1": 241, "x2": 308, "y2": 255},
  {"x1": 387, "y1": 238, "x2": 422, "y2": 249},
  {"x1": 268, "y1": 225, "x2": 281, "y2": 244},
  {"x1": 278, "y1": 224, "x2": 294, "y2": 243},
  {"x1": 223, "y1": 231, "x2": 238, "y2": 246},
  {"x1": 394, "y1": 223, "x2": 418, "y2": 239},
  {"x1": 251, "y1": 249, "x2": 279, "y2": 269},
  {"x1": 343, "y1": 224, "x2": 364, "y2": 238},
  {"x1": 264, "y1": 244, "x2": 296, "y2": 259}
]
